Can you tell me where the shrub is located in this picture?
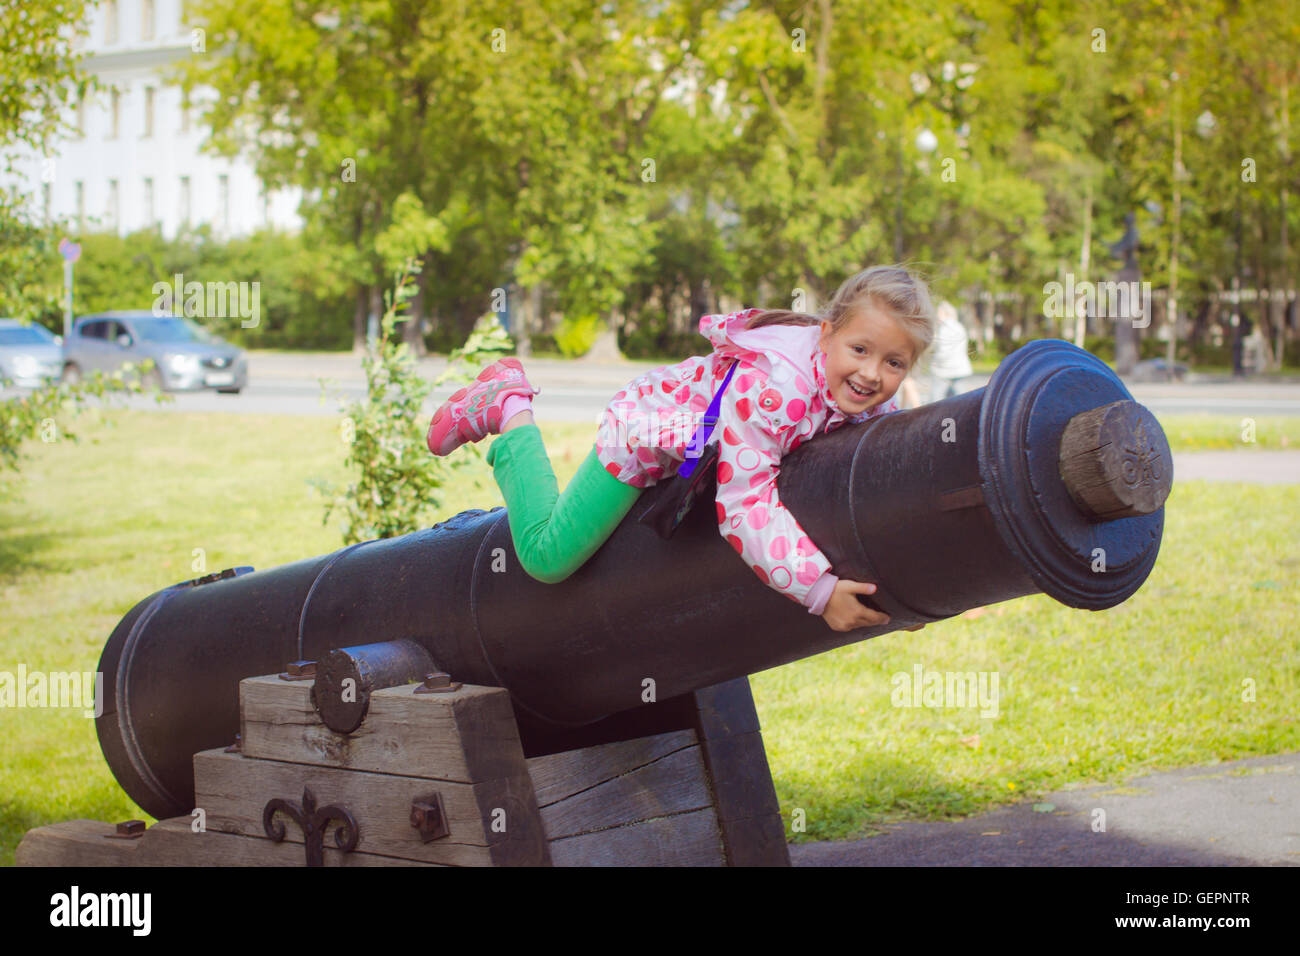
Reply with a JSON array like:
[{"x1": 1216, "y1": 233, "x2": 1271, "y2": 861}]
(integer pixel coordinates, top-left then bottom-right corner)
[
  {"x1": 308, "y1": 261, "x2": 514, "y2": 544},
  {"x1": 553, "y1": 313, "x2": 603, "y2": 358}
]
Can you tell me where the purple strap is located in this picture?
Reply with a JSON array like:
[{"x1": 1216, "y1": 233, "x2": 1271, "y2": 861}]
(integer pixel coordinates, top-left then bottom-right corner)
[{"x1": 678, "y1": 360, "x2": 739, "y2": 478}]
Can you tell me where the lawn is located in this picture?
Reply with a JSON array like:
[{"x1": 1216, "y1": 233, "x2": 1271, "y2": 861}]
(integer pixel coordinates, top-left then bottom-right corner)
[
  {"x1": 1154, "y1": 412, "x2": 1296, "y2": 451},
  {"x1": 0, "y1": 409, "x2": 1296, "y2": 862}
]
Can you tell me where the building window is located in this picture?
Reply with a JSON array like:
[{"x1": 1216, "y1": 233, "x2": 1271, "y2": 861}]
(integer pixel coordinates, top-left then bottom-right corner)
[
  {"x1": 75, "y1": 181, "x2": 85, "y2": 232},
  {"x1": 143, "y1": 178, "x2": 155, "y2": 225},
  {"x1": 142, "y1": 0, "x2": 155, "y2": 41},
  {"x1": 180, "y1": 91, "x2": 191, "y2": 133},
  {"x1": 180, "y1": 176, "x2": 191, "y2": 226},
  {"x1": 104, "y1": 0, "x2": 118, "y2": 44},
  {"x1": 109, "y1": 89, "x2": 120, "y2": 139},
  {"x1": 76, "y1": 96, "x2": 85, "y2": 135},
  {"x1": 218, "y1": 174, "x2": 230, "y2": 234},
  {"x1": 42, "y1": 183, "x2": 52, "y2": 224},
  {"x1": 143, "y1": 87, "x2": 154, "y2": 138},
  {"x1": 107, "y1": 179, "x2": 119, "y2": 231}
]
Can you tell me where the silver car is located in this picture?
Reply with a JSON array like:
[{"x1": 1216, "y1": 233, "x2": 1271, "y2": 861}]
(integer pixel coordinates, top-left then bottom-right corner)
[
  {"x1": 0, "y1": 318, "x2": 64, "y2": 388},
  {"x1": 63, "y1": 311, "x2": 248, "y2": 393}
]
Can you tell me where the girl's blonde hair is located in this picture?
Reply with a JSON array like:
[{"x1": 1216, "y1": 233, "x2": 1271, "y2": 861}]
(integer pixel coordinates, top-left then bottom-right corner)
[{"x1": 744, "y1": 265, "x2": 937, "y2": 367}]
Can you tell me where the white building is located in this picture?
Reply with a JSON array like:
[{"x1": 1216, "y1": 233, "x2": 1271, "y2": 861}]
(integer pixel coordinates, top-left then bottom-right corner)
[{"x1": 3, "y1": 0, "x2": 301, "y2": 238}]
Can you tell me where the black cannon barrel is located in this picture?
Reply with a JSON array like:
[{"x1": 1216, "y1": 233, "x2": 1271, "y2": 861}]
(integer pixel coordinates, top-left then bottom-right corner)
[{"x1": 96, "y1": 340, "x2": 1171, "y2": 818}]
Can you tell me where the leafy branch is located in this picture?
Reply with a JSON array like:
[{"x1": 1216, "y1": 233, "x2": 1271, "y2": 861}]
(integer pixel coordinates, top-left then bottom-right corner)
[{"x1": 309, "y1": 258, "x2": 515, "y2": 544}]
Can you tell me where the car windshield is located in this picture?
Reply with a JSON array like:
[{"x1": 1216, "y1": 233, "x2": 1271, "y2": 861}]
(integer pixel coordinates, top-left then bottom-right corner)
[
  {"x1": 0, "y1": 325, "x2": 57, "y2": 346},
  {"x1": 132, "y1": 318, "x2": 219, "y2": 344}
]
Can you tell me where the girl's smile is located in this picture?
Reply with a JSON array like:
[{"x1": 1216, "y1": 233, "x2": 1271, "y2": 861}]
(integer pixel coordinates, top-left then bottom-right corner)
[{"x1": 818, "y1": 304, "x2": 914, "y2": 413}]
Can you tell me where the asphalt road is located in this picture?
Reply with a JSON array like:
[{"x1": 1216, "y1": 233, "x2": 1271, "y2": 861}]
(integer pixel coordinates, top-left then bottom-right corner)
[{"x1": 13, "y1": 351, "x2": 1300, "y2": 422}]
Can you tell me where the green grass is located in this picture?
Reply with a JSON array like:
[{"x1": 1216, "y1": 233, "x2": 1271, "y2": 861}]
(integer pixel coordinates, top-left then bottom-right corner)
[
  {"x1": 756, "y1": 476, "x2": 1299, "y2": 839},
  {"x1": 1153, "y1": 413, "x2": 1298, "y2": 451},
  {"x1": 0, "y1": 410, "x2": 1296, "y2": 861},
  {"x1": 0, "y1": 409, "x2": 599, "y2": 866}
]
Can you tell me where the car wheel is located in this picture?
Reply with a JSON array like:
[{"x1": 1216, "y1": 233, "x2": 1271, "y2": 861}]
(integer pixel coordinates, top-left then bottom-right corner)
[
  {"x1": 61, "y1": 363, "x2": 82, "y2": 385},
  {"x1": 142, "y1": 368, "x2": 165, "y2": 392}
]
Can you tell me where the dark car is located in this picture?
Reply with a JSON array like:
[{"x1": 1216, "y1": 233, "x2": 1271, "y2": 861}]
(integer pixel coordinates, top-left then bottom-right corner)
[{"x1": 62, "y1": 312, "x2": 247, "y2": 393}]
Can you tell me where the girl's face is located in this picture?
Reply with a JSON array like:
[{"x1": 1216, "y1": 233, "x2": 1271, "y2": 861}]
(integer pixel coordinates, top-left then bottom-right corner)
[{"x1": 818, "y1": 304, "x2": 914, "y2": 414}]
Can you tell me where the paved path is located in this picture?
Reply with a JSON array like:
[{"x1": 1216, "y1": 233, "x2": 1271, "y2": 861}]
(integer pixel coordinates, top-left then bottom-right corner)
[
  {"x1": 12, "y1": 350, "x2": 1300, "y2": 422},
  {"x1": 1172, "y1": 451, "x2": 1300, "y2": 484},
  {"x1": 790, "y1": 751, "x2": 1300, "y2": 866}
]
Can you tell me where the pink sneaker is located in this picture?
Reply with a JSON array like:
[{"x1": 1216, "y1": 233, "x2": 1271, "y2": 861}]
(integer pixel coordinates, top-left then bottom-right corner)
[{"x1": 426, "y1": 357, "x2": 540, "y2": 456}]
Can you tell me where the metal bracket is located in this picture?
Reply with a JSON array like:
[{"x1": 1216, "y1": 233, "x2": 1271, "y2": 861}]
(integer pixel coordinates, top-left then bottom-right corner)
[
  {"x1": 410, "y1": 792, "x2": 450, "y2": 842},
  {"x1": 103, "y1": 820, "x2": 146, "y2": 840},
  {"x1": 190, "y1": 567, "x2": 239, "y2": 587},
  {"x1": 279, "y1": 660, "x2": 317, "y2": 681},
  {"x1": 414, "y1": 671, "x2": 462, "y2": 694},
  {"x1": 263, "y1": 787, "x2": 359, "y2": 866}
]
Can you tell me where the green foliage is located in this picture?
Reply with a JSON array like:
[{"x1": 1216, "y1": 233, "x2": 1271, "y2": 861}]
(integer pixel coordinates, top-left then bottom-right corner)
[
  {"x1": 0, "y1": 190, "x2": 64, "y2": 324},
  {"x1": 616, "y1": 325, "x2": 701, "y2": 363},
  {"x1": 7, "y1": 0, "x2": 1294, "y2": 365},
  {"x1": 37, "y1": 227, "x2": 356, "y2": 349},
  {"x1": 443, "y1": 308, "x2": 515, "y2": 375},
  {"x1": 0, "y1": 0, "x2": 167, "y2": 501},
  {"x1": 0, "y1": 0, "x2": 95, "y2": 162},
  {"x1": 184, "y1": 227, "x2": 356, "y2": 349},
  {"x1": 0, "y1": 0, "x2": 94, "y2": 324},
  {"x1": 308, "y1": 261, "x2": 514, "y2": 544},
  {"x1": 374, "y1": 192, "x2": 451, "y2": 276},
  {"x1": 58, "y1": 229, "x2": 189, "y2": 315},
  {"x1": 553, "y1": 313, "x2": 603, "y2": 358},
  {"x1": 171, "y1": 0, "x2": 1297, "y2": 365}
]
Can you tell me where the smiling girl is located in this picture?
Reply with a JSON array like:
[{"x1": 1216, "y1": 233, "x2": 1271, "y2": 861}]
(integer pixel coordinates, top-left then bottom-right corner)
[{"x1": 427, "y1": 265, "x2": 937, "y2": 632}]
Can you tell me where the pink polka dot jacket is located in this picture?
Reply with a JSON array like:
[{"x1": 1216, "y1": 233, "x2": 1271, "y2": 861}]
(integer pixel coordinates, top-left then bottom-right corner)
[{"x1": 594, "y1": 308, "x2": 900, "y2": 616}]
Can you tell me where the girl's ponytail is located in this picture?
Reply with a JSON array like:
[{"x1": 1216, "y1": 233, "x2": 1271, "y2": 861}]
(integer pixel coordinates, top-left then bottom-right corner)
[{"x1": 743, "y1": 309, "x2": 820, "y2": 330}]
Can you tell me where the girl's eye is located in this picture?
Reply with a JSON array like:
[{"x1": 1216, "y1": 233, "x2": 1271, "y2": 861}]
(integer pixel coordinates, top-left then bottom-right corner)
[{"x1": 853, "y1": 346, "x2": 865, "y2": 354}]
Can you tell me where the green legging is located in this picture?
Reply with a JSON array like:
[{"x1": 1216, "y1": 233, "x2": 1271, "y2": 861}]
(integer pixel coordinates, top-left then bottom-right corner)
[{"x1": 485, "y1": 423, "x2": 644, "y2": 584}]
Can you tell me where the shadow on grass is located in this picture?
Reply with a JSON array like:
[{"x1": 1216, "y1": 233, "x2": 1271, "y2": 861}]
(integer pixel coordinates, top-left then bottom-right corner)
[
  {"x1": 0, "y1": 508, "x2": 62, "y2": 583},
  {"x1": 777, "y1": 755, "x2": 984, "y2": 844}
]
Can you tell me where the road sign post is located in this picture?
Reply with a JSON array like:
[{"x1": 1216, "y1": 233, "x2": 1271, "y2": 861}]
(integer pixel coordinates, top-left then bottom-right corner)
[{"x1": 58, "y1": 238, "x2": 81, "y2": 342}]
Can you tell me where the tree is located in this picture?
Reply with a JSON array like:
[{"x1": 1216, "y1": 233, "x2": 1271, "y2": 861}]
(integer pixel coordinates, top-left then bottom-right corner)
[
  {"x1": 0, "y1": 0, "x2": 155, "y2": 503},
  {"x1": 0, "y1": 0, "x2": 97, "y2": 319}
]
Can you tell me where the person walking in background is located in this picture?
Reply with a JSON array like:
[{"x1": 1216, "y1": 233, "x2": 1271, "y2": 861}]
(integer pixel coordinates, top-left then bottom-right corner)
[{"x1": 925, "y1": 301, "x2": 972, "y2": 402}]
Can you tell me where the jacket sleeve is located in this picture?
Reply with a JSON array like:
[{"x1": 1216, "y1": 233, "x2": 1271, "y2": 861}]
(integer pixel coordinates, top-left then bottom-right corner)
[{"x1": 712, "y1": 360, "x2": 839, "y2": 615}]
